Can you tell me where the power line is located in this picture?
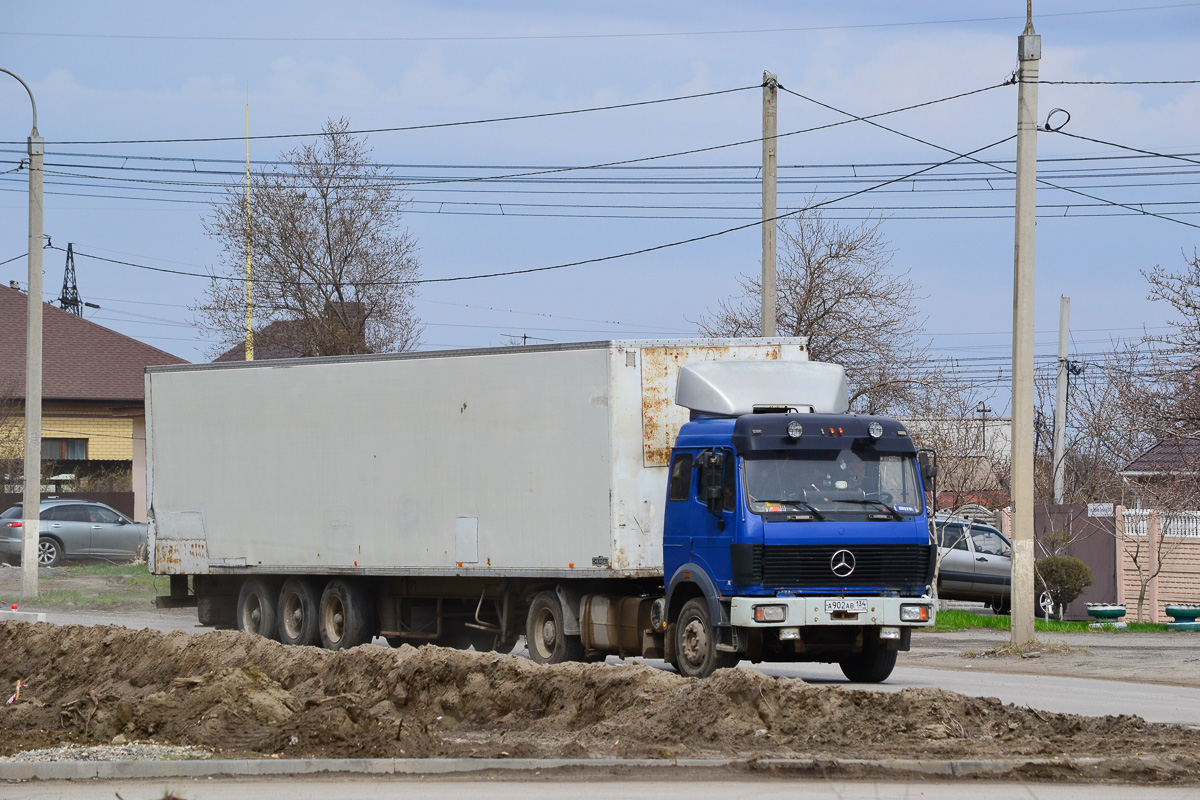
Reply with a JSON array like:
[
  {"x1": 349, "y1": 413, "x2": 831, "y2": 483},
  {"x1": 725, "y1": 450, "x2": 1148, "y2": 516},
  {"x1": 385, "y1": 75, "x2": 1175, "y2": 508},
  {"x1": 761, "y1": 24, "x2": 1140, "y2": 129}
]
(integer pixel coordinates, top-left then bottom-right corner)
[
  {"x1": 778, "y1": 85, "x2": 1200, "y2": 232},
  {"x1": 4, "y1": 3, "x2": 1196, "y2": 42},
  {"x1": 7, "y1": 85, "x2": 759, "y2": 146},
  {"x1": 47, "y1": 136, "x2": 1016, "y2": 288},
  {"x1": 1047, "y1": 129, "x2": 1200, "y2": 167},
  {"x1": 1040, "y1": 79, "x2": 1200, "y2": 85}
]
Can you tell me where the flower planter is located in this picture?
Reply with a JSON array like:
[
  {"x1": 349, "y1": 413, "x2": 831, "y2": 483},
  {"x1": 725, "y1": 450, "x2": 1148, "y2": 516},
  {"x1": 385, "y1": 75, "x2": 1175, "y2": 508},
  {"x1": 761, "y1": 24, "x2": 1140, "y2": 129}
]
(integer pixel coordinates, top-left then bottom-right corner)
[
  {"x1": 1086, "y1": 603, "x2": 1127, "y2": 620},
  {"x1": 1165, "y1": 604, "x2": 1200, "y2": 630}
]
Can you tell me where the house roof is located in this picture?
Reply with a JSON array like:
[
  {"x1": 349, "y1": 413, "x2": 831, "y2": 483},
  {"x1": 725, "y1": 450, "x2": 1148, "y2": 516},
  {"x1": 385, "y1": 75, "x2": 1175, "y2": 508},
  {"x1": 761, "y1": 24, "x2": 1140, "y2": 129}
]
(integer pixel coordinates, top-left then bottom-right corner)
[
  {"x1": 1121, "y1": 438, "x2": 1200, "y2": 475},
  {"x1": 0, "y1": 284, "x2": 188, "y2": 403},
  {"x1": 213, "y1": 320, "x2": 310, "y2": 362}
]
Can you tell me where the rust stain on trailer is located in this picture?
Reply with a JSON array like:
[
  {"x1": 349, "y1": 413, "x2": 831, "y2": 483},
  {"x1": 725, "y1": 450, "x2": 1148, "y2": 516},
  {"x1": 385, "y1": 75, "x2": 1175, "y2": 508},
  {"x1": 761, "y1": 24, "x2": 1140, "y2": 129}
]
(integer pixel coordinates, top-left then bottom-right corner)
[
  {"x1": 154, "y1": 539, "x2": 209, "y2": 574},
  {"x1": 640, "y1": 345, "x2": 781, "y2": 467}
]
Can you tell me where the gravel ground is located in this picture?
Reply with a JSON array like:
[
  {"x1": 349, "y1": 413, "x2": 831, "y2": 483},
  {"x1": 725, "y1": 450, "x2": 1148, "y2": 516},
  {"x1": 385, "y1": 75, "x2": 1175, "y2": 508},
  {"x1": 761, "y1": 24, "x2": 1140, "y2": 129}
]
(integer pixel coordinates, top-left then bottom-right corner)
[{"x1": 1, "y1": 743, "x2": 213, "y2": 762}]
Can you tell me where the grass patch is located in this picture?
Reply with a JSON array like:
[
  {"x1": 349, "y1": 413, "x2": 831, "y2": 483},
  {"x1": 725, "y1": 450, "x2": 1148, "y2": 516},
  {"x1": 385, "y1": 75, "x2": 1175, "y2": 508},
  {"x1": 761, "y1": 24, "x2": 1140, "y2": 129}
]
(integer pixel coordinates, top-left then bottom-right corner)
[
  {"x1": 932, "y1": 608, "x2": 1170, "y2": 633},
  {"x1": 0, "y1": 562, "x2": 165, "y2": 609}
]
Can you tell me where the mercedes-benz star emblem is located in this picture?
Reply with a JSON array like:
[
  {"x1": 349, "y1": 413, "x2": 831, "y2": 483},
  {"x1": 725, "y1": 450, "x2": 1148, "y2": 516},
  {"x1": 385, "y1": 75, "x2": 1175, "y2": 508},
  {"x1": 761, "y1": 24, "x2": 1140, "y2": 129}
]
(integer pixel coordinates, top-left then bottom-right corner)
[{"x1": 830, "y1": 549, "x2": 856, "y2": 577}]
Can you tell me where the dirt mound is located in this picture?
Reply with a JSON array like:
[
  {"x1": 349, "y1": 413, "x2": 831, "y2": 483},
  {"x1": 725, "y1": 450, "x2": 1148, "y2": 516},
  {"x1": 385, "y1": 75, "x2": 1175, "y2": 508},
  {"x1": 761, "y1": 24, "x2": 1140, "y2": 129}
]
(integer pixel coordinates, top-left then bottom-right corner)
[{"x1": 1, "y1": 621, "x2": 1198, "y2": 764}]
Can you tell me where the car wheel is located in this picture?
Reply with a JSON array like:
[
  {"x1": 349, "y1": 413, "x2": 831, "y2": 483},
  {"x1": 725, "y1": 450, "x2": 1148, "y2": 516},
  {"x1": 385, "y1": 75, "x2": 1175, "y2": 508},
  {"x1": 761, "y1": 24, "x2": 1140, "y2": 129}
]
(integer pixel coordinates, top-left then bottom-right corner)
[{"x1": 37, "y1": 537, "x2": 62, "y2": 567}]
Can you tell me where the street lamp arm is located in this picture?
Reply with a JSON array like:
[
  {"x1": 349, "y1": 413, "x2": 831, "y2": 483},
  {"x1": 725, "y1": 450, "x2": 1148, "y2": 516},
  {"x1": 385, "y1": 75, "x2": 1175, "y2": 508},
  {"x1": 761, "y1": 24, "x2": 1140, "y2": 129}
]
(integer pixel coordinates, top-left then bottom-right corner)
[{"x1": 0, "y1": 67, "x2": 39, "y2": 136}]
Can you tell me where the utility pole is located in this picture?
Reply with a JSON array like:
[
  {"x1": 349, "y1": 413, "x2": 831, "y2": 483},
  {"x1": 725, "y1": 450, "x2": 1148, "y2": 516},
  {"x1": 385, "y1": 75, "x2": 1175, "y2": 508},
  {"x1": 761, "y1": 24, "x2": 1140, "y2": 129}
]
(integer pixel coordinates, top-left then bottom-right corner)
[
  {"x1": 761, "y1": 71, "x2": 778, "y2": 337},
  {"x1": 2, "y1": 67, "x2": 43, "y2": 599},
  {"x1": 1009, "y1": 5, "x2": 1041, "y2": 646},
  {"x1": 1052, "y1": 295, "x2": 1070, "y2": 504},
  {"x1": 244, "y1": 93, "x2": 254, "y2": 361}
]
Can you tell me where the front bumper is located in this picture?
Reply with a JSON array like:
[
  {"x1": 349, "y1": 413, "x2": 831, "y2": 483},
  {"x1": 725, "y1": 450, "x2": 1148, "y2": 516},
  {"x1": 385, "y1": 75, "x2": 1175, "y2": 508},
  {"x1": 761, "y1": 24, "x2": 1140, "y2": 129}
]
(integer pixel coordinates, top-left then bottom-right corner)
[{"x1": 729, "y1": 595, "x2": 935, "y2": 627}]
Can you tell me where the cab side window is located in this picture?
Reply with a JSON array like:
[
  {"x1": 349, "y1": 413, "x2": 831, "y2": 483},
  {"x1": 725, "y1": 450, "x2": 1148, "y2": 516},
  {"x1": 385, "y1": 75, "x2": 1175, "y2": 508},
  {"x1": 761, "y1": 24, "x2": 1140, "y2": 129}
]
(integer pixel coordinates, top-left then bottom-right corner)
[
  {"x1": 721, "y1": 453, "x2": 736, "y2": 512},
  {"x1": 668, "y1": 453, "x2": 694, "y2": 501}
]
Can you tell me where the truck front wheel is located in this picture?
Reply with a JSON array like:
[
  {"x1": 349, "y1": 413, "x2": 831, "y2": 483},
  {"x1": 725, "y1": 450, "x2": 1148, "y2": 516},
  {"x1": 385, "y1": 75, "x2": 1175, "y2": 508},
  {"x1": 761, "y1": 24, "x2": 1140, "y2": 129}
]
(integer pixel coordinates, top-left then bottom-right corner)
[
  {"x1": 319, "y1": 579, "x2": 374, "y2": 650},
  {"x1": 674, "y1": 598, "x2": 738, "y2": 678},
  {"x1": 839, "y1": 636, "x2": 898, "y2": 683},
  {"x1": 236, "y1": 578, "x2": 279, "y2": 640},
  {"x1": 525, "y1": 591, "x2": 584, "y2": 664}
]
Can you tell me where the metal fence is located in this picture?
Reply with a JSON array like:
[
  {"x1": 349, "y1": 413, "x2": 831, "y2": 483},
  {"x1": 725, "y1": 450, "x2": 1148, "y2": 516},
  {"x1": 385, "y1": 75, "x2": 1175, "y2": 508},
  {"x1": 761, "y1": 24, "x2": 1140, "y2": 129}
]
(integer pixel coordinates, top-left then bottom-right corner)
[{"x1": 1122, "y1": 508, "x2": 1200, "y2": 538}]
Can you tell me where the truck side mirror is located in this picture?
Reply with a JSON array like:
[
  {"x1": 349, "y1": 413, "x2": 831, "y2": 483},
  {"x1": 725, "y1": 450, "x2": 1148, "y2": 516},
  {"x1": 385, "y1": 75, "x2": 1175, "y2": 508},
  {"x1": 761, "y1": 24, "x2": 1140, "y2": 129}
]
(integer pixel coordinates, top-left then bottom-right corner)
[
  {"x1": 917, "y1": 450, "x2": 938, "y2": 483},
  {"x1": 701, "y1": 451, "x2": 725, "y2": 515}
]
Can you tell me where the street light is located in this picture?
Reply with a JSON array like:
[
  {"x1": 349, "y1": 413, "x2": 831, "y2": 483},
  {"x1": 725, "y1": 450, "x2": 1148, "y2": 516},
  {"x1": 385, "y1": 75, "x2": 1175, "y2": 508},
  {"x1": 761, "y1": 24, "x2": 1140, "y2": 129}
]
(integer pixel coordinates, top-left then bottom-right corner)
[{"x1": 1, "y1": 67, "x2": 44, "y2": 599}]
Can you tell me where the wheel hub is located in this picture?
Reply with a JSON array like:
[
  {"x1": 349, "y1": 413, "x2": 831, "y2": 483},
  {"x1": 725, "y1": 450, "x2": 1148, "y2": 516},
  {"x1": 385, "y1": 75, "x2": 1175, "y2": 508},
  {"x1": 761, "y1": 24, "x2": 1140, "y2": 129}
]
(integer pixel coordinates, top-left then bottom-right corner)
[{"x1": 681, "y1": 618, "x2": 707, "y2": 665}]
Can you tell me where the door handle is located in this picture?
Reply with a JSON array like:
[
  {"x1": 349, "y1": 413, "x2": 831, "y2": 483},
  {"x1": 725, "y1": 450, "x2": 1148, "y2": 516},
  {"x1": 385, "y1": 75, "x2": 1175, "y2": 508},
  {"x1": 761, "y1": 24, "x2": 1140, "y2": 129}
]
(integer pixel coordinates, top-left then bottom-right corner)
[
  {"x1": 51, "y1": 523, "x2": 62, "y2": 528},
  {"x1": 91, "y1": 525, "x2": 102, "y2": 529},
  {"x1": 976, "y1": 556, "x2": 987, "y2": 562}
]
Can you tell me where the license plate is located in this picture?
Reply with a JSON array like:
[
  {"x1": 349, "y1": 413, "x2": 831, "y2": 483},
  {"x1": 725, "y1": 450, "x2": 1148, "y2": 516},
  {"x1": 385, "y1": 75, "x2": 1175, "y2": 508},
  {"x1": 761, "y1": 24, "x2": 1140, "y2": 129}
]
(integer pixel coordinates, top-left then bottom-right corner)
[{"x1": 825, "y1": 598, "x2": 869, "y2": 614}]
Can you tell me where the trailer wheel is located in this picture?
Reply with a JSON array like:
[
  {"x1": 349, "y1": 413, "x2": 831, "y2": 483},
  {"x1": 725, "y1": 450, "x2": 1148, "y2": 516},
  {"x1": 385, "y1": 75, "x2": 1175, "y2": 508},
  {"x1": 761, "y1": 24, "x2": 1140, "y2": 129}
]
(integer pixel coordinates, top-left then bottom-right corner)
[
  {"x1": 319, "y1": 579, "x2": 374, "y2": 650},
  {"x1": 525, "y1": 591, "x2": 584, "y2": 664},
  {"x1": 673, "y1": 598, "x2": 738, "y2": 678},
  {"x1": 839, "y1": 636, "x2": 898, "y2": 683},
  {"x1": 236, "y1": 578, "x2": 279, "y2": 640},
  {"x1": 277, "y1": 578, "x2": 321, "y2": 647}
]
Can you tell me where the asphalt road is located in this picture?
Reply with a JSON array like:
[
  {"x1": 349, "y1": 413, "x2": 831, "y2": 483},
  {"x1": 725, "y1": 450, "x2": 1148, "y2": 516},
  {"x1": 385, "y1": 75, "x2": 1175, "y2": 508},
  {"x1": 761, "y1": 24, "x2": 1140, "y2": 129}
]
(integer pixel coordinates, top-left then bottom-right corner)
[
  {"x1": 23, "y1": 606, "x2": 1200, "y2": 727},
  {"x1": 9, "y1": 777, "x2": 1200, "y2": 800}
]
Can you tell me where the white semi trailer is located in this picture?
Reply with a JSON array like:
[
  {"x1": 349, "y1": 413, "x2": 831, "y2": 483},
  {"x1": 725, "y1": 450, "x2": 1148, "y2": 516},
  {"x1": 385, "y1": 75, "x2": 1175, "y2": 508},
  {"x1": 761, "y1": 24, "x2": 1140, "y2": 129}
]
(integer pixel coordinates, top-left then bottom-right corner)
[{"x1": 147, "y1": 339, "x2": 936, "y2": 680}]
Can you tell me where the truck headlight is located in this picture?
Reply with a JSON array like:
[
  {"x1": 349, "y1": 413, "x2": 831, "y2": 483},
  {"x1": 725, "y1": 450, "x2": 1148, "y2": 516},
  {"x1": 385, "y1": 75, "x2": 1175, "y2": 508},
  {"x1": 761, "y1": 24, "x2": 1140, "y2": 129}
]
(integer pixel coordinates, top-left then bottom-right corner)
[
  {"x1": 753, "y1": 604, "x2": 787, "y2": 623},
  {"x1": 900, "y1": 604, "x2": 930, "y2": 622}
]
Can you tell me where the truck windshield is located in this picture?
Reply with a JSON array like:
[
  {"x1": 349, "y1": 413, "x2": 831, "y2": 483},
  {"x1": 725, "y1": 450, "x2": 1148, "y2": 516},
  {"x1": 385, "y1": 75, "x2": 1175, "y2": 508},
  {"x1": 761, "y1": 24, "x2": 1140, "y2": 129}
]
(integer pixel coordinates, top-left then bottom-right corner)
[{"x1": 743, "y1": 450, "x2": 924, "y2": 516}]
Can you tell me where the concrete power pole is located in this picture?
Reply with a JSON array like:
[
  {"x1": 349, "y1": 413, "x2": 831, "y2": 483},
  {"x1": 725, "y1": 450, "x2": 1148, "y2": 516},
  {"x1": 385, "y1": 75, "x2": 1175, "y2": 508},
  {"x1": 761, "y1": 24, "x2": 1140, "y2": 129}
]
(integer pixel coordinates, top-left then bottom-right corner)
[
  {"x1": 1052, "y1": 295, "x2": 1070, "y2": 504},
  {"x1": 1009, "y1": 10, "x2": 1041, "y2": 645},
  {"x1": 761, "y1": 71, "x2": 778, "y2": 337},
  {"x1": 0, "y1": 67, "x2": 44, "y2": 599}
]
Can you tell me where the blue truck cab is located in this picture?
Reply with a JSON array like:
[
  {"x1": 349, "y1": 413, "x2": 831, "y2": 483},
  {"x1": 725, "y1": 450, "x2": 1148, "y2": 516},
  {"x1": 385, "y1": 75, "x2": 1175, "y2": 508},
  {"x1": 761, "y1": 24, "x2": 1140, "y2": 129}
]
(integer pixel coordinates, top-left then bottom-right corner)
[{"x1": 658, "y1": 360, "x2": 936, "y2": 680}]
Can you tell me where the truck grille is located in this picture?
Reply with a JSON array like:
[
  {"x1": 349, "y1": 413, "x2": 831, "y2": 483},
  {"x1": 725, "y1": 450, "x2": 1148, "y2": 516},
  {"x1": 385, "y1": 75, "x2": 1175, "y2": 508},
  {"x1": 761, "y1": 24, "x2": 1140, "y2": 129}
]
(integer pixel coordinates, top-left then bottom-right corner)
[{"x1": 756, "y1": 544, "x2": 932, "y2": 589}]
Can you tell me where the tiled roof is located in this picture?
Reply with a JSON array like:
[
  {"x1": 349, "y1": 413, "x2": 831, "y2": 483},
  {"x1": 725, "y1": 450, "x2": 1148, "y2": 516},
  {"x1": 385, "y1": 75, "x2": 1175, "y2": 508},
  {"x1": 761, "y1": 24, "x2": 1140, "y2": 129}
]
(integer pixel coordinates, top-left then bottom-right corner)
[
  {"x1": 0, "y1": 284, "x2": 188, "y2": 403},
  {"x1": 213, "y1": 320, "x2": 311, "y2": 362},
  {"x1": 1122, "y1": 438, "x2": 1200, "y2": 474}
]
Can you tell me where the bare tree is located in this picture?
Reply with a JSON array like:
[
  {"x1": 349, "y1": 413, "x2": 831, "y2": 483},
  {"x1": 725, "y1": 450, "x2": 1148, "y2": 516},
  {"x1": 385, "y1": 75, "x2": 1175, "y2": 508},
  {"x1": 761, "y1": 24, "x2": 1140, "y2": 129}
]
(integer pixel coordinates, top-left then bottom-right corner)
[
  {"x1": 1032, "y1": 341, "x2": 1159, "y2": 506},
  {"x1": 697, "y1": 206, "x2": 931, "y2": 414},
  {"x1": 196, "y1": 118, "x2": 422, "y2": 359},
  {"x1": 0, "y1": 380, "x2": 23, "y2": 491}
]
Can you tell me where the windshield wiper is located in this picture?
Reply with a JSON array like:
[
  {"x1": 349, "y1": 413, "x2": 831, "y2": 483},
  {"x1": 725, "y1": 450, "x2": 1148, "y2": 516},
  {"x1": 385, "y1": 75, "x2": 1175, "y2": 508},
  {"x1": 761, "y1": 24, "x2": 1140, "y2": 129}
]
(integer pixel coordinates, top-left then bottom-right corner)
[
  {"x1": 760, "y1": 500, "x2": 824, "y2": 520},
  {"x1": 835, "y1": 498, "x2": 903, "y2": 520}
]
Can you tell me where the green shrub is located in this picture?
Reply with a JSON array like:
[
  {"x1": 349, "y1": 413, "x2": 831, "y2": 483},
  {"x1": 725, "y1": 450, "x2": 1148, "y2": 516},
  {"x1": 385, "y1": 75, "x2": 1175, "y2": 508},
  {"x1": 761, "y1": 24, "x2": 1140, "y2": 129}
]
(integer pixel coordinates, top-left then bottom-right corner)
[{"x1": 1035, "y1": 555, "x2": 1094, "y2": 614}]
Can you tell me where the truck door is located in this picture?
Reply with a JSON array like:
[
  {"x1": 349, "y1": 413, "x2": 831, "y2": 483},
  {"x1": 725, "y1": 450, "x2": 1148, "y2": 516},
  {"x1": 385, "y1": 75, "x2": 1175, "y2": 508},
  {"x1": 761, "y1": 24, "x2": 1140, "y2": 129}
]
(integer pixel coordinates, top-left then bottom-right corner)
[{"x1": 692, "y1": 449, "x2": 737, "y2": 588}]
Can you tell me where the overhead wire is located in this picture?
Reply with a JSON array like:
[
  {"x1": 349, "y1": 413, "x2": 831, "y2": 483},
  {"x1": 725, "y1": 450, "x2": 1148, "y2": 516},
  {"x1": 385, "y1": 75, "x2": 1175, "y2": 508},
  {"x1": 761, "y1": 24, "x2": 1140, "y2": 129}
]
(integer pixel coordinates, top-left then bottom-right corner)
[
  {"x1": 4, "y1": 3, "x2": 1197, "y2": 42},
  {"x1": 47, "y1": 134, "x2": 1017, "y2": 287},
  {"x1": 777, "y1": 84, "x2": 1200, "y2": 232},
  {"x1": 6, "y1": 85, "x2": 761, "y2": 146}
]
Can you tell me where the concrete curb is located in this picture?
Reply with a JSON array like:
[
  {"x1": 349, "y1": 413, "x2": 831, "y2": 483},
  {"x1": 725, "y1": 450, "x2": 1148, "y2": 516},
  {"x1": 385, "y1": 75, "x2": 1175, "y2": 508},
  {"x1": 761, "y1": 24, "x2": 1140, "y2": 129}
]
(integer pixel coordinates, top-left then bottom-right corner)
[
  {"x1": 0, "y1": 755, "x2": 1173, "y2": 782},
  {"x1": 0, "y1": 610, "x2": 47, "y2": 623}
]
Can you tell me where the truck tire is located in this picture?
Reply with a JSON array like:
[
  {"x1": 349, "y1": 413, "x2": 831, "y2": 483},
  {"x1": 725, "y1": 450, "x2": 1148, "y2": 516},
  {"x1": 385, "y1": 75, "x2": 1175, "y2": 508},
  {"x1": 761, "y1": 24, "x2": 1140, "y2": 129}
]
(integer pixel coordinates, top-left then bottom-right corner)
[
  {"x1": 277, "y1": 577, "x2": 321, "y2": 647},
  {"x1": 673, "y1": 598, "x2": 738, "y2": 678},
  {"x1": 525, "y1": 590, "x2": 584, "y2": 664},
  {"x1": 198, "y1": 595, "x2": 237, "y2": 628},
  {"x1": 319, "y1": 579, "x2": 374, "y2": 650},
  {"x1": 236, "y1": 578, "x2": 280, "y2": 640},
  {"x1": 839, "y1": 637, "x2": 898, "y2": 683}
]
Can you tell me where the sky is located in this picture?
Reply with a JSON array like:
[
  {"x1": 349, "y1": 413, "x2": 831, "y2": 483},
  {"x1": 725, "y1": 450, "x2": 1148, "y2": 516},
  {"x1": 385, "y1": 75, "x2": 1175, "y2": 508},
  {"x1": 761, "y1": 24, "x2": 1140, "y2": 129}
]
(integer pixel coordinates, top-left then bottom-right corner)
[{"x1": 2, "y1": 1, "x2": 1198, "y2": 407}]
